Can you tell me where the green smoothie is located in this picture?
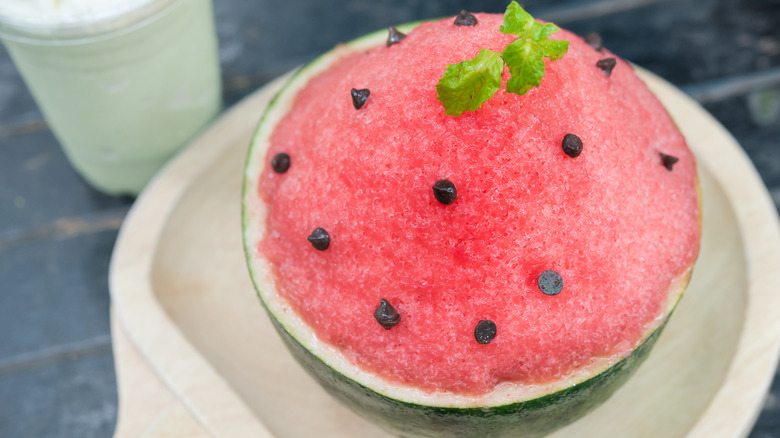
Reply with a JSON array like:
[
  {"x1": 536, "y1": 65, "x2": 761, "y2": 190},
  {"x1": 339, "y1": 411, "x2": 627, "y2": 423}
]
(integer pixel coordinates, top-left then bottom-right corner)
[{"x1": 0, "y1": 0, "x2": 221, "y2": 195}]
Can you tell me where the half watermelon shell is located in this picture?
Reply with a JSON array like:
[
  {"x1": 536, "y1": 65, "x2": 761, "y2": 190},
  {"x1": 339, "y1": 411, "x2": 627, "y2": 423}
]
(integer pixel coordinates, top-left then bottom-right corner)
[{"x1": 243, "y1": 16, "x2": 698, "y2": 438}]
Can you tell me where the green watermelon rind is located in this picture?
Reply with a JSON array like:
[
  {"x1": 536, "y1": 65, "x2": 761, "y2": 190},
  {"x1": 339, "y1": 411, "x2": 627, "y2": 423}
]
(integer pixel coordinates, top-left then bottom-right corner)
[
  {"x1": 268, "y1": 300, "x2": 676, "y2": 438},
  {"x1": 242, "y1": 20, "x2": 689, "y2": 438}
]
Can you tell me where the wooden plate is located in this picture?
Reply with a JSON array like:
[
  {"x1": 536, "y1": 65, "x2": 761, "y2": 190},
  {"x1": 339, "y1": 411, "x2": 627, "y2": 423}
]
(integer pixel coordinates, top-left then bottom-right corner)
[{"x1": 109, "y1": 69, "x2": 780, "y2": 437}]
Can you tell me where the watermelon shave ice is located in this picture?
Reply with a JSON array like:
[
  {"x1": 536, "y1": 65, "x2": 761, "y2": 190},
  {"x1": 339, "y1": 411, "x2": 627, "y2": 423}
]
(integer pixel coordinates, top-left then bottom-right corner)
[{"x1": 243, "y1": 4, "x2": 700, "y2": 437}]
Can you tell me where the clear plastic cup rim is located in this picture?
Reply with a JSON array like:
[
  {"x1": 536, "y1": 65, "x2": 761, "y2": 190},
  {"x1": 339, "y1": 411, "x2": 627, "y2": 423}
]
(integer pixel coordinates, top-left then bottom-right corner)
[{"x1": 0, "y1": 0, "x2": 186, "y2": 46}]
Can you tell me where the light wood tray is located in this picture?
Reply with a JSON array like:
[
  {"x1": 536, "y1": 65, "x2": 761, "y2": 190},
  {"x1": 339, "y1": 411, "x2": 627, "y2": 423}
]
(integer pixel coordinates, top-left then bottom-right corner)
[{"x1": 109, "y1": 70, "x2": 780, "y2": 437}]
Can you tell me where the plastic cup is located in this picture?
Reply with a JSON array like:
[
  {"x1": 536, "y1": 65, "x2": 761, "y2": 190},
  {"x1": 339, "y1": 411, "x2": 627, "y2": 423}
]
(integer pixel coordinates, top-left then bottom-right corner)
[{"x1": 0, "y1": 0, "x2": 222, "y2": 195}]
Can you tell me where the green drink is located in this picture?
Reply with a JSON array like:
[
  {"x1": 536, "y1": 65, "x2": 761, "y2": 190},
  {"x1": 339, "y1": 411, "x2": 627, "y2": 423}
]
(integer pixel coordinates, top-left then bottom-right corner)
[{"x1": 0, "y1": 0, "x2": 222, "y2": 195}]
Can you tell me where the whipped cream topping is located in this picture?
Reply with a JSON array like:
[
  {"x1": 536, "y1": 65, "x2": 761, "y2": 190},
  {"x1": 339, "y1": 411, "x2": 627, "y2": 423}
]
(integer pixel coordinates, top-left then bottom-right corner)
[{"x1": 0, "y1": 0, "x2": 159, "y2": 31}]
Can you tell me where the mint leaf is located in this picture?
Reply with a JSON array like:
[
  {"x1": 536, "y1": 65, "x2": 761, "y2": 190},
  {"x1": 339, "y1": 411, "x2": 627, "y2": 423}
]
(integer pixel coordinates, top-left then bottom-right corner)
[
  {"x1": 530, "y1": 22, "x2": 559, "y2": 41},
  {"x1": 502, "y1": 38, "x2": 544, "y2": 95},
  {"x1": 437, "y1": 1, "x2": 569, "y2": 115},
  {"x1": 499, "y1": 1, "x2": 534, "y2": 36},
  {"x1": 436, "y1": 49, "x2": 504, "y2": 117},
  {"x1": 539, "y1": 39, "x2": 569, "y2": 61}
]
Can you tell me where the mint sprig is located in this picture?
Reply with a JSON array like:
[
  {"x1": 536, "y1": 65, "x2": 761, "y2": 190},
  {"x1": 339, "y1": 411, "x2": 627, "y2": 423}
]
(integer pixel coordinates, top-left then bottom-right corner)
[{"x1": 436, "y1": 1, "x2": 569, "y2": 116}]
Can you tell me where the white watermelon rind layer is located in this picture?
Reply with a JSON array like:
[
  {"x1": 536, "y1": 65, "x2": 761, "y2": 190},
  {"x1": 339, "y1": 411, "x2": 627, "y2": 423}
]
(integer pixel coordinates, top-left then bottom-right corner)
[{"x1": 242, "y1": 22, "x2": 692, "y2": 437}]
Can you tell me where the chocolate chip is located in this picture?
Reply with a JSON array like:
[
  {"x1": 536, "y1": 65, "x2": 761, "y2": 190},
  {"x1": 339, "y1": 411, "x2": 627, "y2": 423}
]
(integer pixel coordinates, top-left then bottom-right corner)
[
  {"x1": 432, "y1": 179, "x2": 457, "y2": 205},
  {"x1": 387, "y1": 26, "x2": 406, "y2": 47},
  {"x1": 307, "y1": 227, "x2": 330, "y2": 251},
  {"x1": 454, "y1": 10, "x2": 478, "y2": 26},
  {"x1": 474, "y1": 320, "x2": 497, "y2": 344},
  {"x1": 374, "y1": 299, "x2": 401, "y2": 330},
  {"x1": 271, "y1": 153, "x2": 290, "y2": 173},
  {"x1": 596, "y1": 58, "x2": 617, "y2": 77},
  {"x1": 585, "y1": 32, "x2": 603, "y2": 51},
  {"x1": 538, "y1": 270, "x2": 563, "y2": 296},
  {"x1": 660, "y1": 153, "x2": 679, "y2": 171},
  {"x1": 562, "y1": 134, "x2": 583, "y2": 158},
  {"x1": 351, "y1": 88, "x2": 370, "y2": 110}
]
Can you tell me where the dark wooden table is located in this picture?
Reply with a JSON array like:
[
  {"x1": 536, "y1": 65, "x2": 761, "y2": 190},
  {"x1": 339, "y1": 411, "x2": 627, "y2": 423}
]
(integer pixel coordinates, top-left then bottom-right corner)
[{"x1": 1, "y1": 0, "x2": 778, "y2": 436}]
